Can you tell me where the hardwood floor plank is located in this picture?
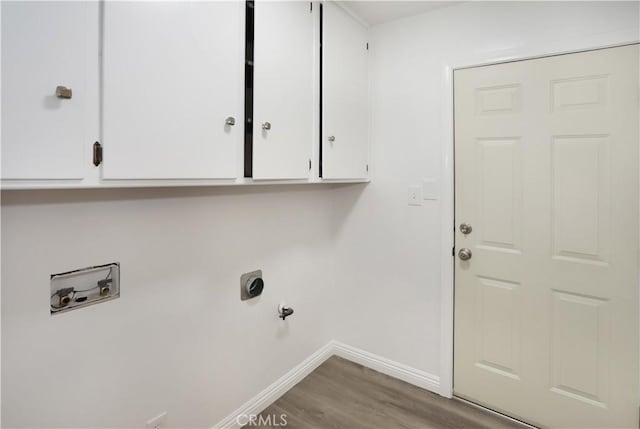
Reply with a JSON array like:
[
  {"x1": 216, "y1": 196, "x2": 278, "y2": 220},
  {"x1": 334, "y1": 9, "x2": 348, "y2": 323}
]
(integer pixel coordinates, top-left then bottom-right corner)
[{"x1": 244, "y1": 356, "x2": 526, "y2": 429}]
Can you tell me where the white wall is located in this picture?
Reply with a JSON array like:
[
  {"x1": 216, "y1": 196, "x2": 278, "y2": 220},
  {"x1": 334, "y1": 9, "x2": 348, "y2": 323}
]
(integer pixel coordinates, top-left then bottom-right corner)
[
  {"x1": 332, "y1": 0, "x2": 639, "y2": 383},
  {"x1": 2, "y1": 2, "x2": 639, "y2": 428},
  {"x1": 1, "y1": 185, "x2": 343, "y2": 428}
]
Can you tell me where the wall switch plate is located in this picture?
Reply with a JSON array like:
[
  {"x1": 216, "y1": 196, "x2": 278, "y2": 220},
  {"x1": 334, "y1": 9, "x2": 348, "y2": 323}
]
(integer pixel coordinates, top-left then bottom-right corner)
[
  {"x1": 146, "y1": 411, "x2": 167, "y2": 429},
  {"x1": 408, "y1": 185, "x2": 422, "y2": 206},
  {"x1": 423, "y1": 178, "x2": 440, "y2": 200}
]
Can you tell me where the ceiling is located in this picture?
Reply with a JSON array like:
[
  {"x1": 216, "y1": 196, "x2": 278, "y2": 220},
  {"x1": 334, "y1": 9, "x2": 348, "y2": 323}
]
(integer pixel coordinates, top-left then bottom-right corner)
[{"x1": 342, "y1": 1, "x2": 461, "y2": 26}]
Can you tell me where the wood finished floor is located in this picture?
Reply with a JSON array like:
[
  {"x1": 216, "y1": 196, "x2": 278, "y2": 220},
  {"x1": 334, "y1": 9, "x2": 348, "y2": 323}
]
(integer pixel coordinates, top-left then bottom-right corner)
[{"x1": 246, "y1": 356, "x2": 525, "y2": 429}]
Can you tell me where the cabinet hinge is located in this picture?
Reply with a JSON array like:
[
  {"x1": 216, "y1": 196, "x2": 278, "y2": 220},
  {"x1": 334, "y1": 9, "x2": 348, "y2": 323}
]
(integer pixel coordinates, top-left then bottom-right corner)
[
  {"x1": 366, "y1": 164, "x2": 369, "y2": 172},
  {"x1": 366, "y1": 42, "x2": 369, "y2": 50},
  {"x1": 309, "y1": 159, "x2": 312, "y2": 171},
  {"x1": 310, "y1": 2, "x2": 312, "y2": 12},
  {"x1": 452, "y1": 247, "x2": 455, "y2": 257},
  {"x1": 93, "y1": 141, "x2": 103, "y2": 167}
]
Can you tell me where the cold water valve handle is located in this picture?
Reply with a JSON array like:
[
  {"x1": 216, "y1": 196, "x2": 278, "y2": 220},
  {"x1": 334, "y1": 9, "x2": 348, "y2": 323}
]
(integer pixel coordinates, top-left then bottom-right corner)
[{"x1": 278, "y1": 305, "x2": 294, "y2": 320}]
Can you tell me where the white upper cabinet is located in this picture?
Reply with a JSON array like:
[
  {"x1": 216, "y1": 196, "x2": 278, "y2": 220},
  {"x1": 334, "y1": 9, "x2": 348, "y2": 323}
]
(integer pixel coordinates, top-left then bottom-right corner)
[
  {"x1": 322, "y1": 3, "x2": 369, "y2": 179},
  {"x1": 1, "y1": 1, "x2": 368, "y2": 189},
  {"x1": 101, "y1": 1, "x2": 243, "y2": 180},
  {"x1": 1, "y1": 1, "x2": 94, "y2": 180},
  {"x1": 252, "y1": 1, "x2": 315, "y2": 180}
]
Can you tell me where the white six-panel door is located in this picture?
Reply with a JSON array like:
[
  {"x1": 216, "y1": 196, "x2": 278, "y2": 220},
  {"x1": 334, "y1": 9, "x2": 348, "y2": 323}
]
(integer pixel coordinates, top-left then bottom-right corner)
[
  {"x1": 252, "y1": 1, "x2": 315, "y2": 180},
  {"x1": 322, "y1": 2, "x2": 369, "y2": 180},
  {"x1": 101, "y1": 1, "x2": 243, "y2": 180},
  {"x1": 454, "y1": 45, "x2": 639, "y2": 428}
]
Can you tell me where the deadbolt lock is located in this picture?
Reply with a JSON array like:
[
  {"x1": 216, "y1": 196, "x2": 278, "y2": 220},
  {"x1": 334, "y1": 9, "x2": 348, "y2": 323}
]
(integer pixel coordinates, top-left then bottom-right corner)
[{"x1": 459, "y1": 223, "x2": 472, "y2": 235}]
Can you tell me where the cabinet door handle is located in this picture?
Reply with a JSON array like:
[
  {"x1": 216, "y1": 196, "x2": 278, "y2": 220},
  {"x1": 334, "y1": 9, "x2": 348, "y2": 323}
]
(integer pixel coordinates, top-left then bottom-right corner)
[
  {"x1": 55, "y1": 85, "x2": 72, "y2": 99},
  {"x1": 225, "y1": 116, "x2": 236, "y2": 126},
  {"x1": 262, "y1": 122, "x2": 271, "y2": 131},
  {"x1": 92, "y1": 142, "x2": 103, "y2": 167}
]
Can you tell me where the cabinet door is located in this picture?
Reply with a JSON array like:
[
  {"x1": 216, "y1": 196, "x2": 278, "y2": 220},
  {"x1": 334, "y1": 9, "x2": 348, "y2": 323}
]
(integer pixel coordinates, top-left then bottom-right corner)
[
  {"x1": 1, "y1": 1, "x2": 92, "y2": 180},
  {"x1": 322, "y1": 3, "x2": 368, "y2": 179},
  {"x1": 102, "y1": 2, "x2": 243, "y2": 180},
  {"x1": 252, "y1": 1, "x2": 315, "y2": 179}
]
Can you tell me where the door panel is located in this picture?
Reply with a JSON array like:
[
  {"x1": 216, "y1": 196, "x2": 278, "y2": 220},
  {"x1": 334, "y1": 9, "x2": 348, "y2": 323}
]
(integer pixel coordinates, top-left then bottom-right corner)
[
  {"x1": 476, "y1": 137, "x2": 522, "y2": 251},
  {"x1": 454, "y1": 45, "x2": 639, "y2": 428},
  {"x1": 1, "y1": 1, "x2": 92, "y2": 180},
  {"x1": 252, "y1": 1, "x2": 314, "y2": 179},
  {"x1": 550, "y1": 291, "x2": 610, "y2": 408},
  {"x1": 102, "y1": 1, "x2": 242, "y2": 180},
  {"x1": 322, "y1": 2, "x2": 369, "y2": 179},
  {"x1": 475, "y1": 276, "x2": 521, "y2": 380},
  {"x1": 552, "y1": 135, "x2": 610, "y2": 264}
]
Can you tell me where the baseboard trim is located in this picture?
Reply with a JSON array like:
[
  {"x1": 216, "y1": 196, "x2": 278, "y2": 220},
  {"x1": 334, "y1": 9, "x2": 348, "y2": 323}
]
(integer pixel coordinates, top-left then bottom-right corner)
[
  {"x1": 213, "y1": 342, "x2": 334, "y2": 429},
  {"x1": 212, "y1": 340, "x2": 441, "y2": 429},
  {"x1": 331, "y1": 341, "x2": 441, "y2": 393}
]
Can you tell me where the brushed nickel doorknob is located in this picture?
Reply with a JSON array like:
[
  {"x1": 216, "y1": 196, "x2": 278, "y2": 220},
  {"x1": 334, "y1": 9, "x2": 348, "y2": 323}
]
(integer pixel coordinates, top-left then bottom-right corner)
[
  {"x1": 460, "y1": 223, "x2": 472, "y2": 235},
  {"x1": 328, "y1": 136, "x2": 336, "y2": 142},
  {"x1": 262, "y1": 122, "x2": 271, "y2": 131},
  {"x1": 458, "y1": 248, "x2": 472, "y2": 261},
  {"x1": 225, "y1": 116, "x2": 236, "y2": 126}
]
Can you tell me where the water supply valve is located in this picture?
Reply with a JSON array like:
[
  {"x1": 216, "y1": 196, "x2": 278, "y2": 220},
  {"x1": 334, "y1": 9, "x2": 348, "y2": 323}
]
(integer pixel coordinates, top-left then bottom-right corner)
[{"x1": 278, "y1": 304, "x2": 294, "y2": 320}]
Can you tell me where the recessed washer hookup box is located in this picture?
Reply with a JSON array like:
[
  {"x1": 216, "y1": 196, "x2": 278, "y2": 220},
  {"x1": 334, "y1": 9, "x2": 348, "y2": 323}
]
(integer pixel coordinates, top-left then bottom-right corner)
[{"x1": 50, "y1": 262, "x2": 120, "y2": 315}]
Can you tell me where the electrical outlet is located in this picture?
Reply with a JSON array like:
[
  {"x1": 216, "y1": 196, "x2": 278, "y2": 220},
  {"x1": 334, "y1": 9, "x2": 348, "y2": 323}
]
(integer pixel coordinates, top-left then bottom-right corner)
[
  {"x1": 146, "y1": 412, "x2": 167, "y2": 429},
  {"x1": 408, "y1": 185, "x2": 422, "y2": 206}
]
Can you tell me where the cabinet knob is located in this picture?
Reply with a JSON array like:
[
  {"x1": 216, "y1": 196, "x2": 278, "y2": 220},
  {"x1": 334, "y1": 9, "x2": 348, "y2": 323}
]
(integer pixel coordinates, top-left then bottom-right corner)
[
  {"x1": 262, "y1": 122, "x2": 271, "y2": 131},
  {"x1": 328, "y1": 135, "x2": 336, "y2": 142},
  {"x1": 225, "y1": 116, "x2": 236, "y2": 126},
  {"x1": 55, "y1": 85, "x2": 72, "y2": 99}
]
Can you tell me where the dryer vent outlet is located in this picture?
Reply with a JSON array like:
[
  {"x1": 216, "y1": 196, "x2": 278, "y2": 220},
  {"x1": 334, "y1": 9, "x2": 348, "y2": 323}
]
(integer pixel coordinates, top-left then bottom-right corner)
[{"x1": 240, "y1": 270, "x2": 264, "y2": 301}]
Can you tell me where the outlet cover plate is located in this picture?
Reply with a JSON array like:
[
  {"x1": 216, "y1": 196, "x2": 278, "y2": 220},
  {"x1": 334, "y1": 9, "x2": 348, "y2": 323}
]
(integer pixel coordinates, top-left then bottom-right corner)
[
  {"x1": 146, "y1": 411, "x2": 167, "y2": 429},
  {"x1": 423, "y1": 178, "x2": 440, "y2": 200}
]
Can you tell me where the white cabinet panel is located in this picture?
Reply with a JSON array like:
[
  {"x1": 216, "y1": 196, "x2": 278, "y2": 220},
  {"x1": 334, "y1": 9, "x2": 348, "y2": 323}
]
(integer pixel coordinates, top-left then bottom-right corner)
[
  {"x1": 252, "y1": 1, "x2": 315, "y2": 180},
  {"x1": 102, "y1": 2, "x2": 243, "y2": 180},
  {"x1": 322, "y1": 3, "x2": 368, "y2": 179},
  {"x1": 1, "y1": 1, "x2": 92, "y2": 180}
]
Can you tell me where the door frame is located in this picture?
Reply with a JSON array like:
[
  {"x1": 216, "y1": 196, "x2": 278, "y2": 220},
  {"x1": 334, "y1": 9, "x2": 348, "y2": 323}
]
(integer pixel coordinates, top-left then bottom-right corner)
[{"x1": 438, "y1": 36, "x2": 640, "y2": 399}]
